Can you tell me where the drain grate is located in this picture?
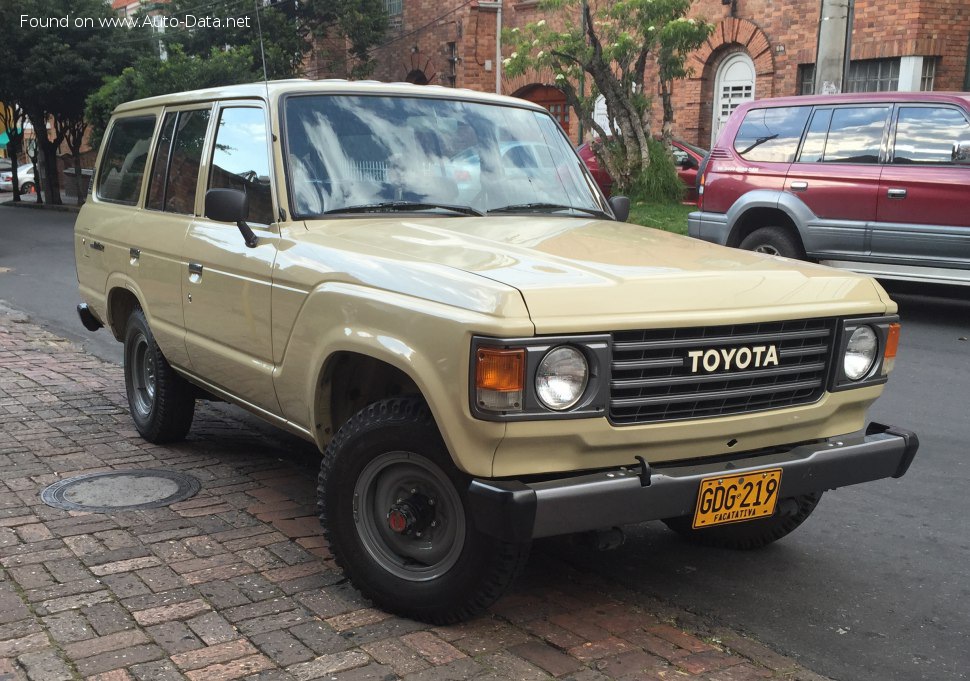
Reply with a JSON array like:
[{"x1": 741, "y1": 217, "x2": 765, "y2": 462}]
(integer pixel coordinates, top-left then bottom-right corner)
[{"x1": 41, "y1": 469, "x2": 201, "y2": 512}]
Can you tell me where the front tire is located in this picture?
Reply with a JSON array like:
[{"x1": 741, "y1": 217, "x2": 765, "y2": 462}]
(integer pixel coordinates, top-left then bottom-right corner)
[
  {"x1": 123, "y1": 308, "x2": 195, "y2": 443},
  {"x1": 739, "y1": 225, "x2": 805, "y2": 260},
  {"x1": 662, "y1": 492, "x2": 823, "y2": 550},
  {"x1": 318, "y1": 398, "x2": 530, "y2": 624}
]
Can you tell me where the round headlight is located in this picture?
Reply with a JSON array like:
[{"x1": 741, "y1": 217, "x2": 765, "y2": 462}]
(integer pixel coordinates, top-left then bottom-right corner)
[
  {"x1": 536, "y1": 346, "x2": 589, "y2": 410},
  {"x1": 844, "y1": 326, "x2": 878, "y2": 380}
]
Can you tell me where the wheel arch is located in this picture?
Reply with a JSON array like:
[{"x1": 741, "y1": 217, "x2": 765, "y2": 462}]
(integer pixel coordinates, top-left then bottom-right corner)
[
  {"x1": 106, "y1": 284, "x2": 143, "y2": 342},
  {"x1": 314, "y1": 350, "x2": 424, "y2": 448},
  {"x1": 726, "y1": 192, "x2": 810, "y2": 253}
]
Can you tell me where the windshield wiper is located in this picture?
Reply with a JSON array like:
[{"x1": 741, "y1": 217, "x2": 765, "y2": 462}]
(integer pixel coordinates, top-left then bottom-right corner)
[
  {"x1": 738, "y1": 134, "x2": 779, "y2": 156},
  {"x1": 488, "y1": 202, "x2": 612, "y2": 219},
  {"x1": 323, "y1": 201, "x2": 483, "y2": 216}
]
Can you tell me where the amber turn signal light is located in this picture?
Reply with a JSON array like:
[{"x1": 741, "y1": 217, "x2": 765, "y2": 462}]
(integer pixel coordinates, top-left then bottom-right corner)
[
  {"x1": 885, "y1": 323, "x2": 901, "y2": 359},
  {"x1": 475, "y1": 347, "x2": 525, "y2": 412}
]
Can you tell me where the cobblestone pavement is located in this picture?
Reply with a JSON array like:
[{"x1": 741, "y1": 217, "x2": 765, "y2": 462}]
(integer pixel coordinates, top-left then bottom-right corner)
[{"x1": 0, "y1": 303, "x2": 832, "y2": 681}]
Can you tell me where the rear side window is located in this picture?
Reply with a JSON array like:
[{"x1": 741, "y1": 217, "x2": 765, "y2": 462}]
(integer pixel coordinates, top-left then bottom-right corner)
[
  {"x1": 96, "y1": 116, "x2": 156, "y2": 205},
  {"x1": 821, "y1": 107, "x2": 889, "y2": 163},
  {"x1": 733, "y1": 106, "x2": 810, "y2": 162},
  {"x1": 893, "y1": 106, "x2": 970, "y2": 165}
]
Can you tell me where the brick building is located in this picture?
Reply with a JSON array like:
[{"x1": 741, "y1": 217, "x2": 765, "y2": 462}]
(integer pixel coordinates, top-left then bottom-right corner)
[{"x1": 355, "y1": 0, "x2": 970, "y2": 149}]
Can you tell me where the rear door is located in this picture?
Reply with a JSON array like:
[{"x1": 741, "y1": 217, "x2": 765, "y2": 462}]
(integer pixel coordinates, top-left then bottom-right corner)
[
  {"x1": 786, "y1": 105, "x2": 891, "y2": 259},
  {"x1": 872, "y1": 104, "x2": 970, "y2": 270}
]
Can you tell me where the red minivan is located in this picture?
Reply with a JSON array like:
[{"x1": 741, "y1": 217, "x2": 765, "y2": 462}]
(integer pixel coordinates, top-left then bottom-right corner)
[{"x1": 688, "y1": 92, "x2": 970, "y2": 286}]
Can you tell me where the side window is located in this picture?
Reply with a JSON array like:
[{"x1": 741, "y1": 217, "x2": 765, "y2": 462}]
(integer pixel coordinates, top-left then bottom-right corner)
[
  {"x1": 797, "y1": 109, "x2": 832, "y2": 163},
  {"x1": 164, "y1": 109, "x2": 211, "y2": 215},
  {"x1": 208, "y1": 107, "x2": 273, "y2": 225},
  {"x1": 893, "y1": 106, "x2": 970, "y2": 165},
  {"x1": 822, "y1": 107, "x2": 889, "y2": 164},
  {"x1": 146, "y1": 112, "x2": 177, "y2": 211},
  {"x1": 733, "y1": 106, "x2": 810, "y2": 162},
  {"x1": 96, "y1": 115, "x2": 156, "y2": 205}
]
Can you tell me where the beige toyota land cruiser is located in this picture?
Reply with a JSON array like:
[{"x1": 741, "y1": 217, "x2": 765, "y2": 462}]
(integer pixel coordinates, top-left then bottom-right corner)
[{"x1": 75, "y1": 80, "x2": 918, "y2": 624}]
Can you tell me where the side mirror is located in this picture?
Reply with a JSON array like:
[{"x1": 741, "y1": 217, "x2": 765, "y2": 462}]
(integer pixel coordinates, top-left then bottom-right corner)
[
  {"x1": 952, "y1": 141, "x2": 970, "y2": 164},
  {"x1": 609, "y1": 195, "x2": 630, "y2": 222},
  {"x1": 204, "y1": 188, "x2": 258, "y2": 248},
  {"x1": 205, "y1": 188, "x2": 248, "y2": 223}
]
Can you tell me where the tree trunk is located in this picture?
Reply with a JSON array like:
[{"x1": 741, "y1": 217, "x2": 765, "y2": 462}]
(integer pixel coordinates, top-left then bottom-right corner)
[{"x1": 6, "y1": 141, "x2": 21, "y2": 203}]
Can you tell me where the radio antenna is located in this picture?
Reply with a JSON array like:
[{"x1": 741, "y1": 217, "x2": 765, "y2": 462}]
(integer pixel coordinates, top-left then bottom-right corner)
[{"x1": 253, "y1": 0, "x2": 270, "y2": 85}]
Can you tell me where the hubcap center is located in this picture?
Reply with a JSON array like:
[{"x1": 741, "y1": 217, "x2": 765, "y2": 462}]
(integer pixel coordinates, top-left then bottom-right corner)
[{"x1": 387, "y1": 494, "x2": 434, "y2": 535}]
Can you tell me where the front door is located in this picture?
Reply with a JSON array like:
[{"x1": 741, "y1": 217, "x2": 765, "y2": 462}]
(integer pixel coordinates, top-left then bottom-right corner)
[
  {"x1": 873, "y1": 104, "x2": 970, "y2": 270},
  {"x1": 181, "y1": 104, "x2": 281, "y2": 414},
  {"x1": 713, "y1": 53, "x2": 755, "y2": 146}
]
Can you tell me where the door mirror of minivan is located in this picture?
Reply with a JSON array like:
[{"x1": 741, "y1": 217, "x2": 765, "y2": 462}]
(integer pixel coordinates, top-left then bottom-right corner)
[
  {"x1": 609, "y1": 195, "x2": 630, "y2": 222},
  {"x1": 205, "y1": 188, "x2": 258, "y2": 248},
  {"x1": 951, "y1": 141, "x2": 970, "y2": 164}
]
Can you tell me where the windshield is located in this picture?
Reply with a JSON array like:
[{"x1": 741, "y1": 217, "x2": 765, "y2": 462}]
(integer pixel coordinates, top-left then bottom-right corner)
[{"x1": 283, "y1": 94, "x2": 607, "y2": 218}]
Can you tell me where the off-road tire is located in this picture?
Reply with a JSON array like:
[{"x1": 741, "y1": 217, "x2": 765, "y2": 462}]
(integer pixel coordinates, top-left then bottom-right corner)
[
  {"x1": 318, "y1": 397, "x2": 530, "y2": 624},
  {"x1": 123, "y1": 308, "x2": 195, "y2": 443},
  {"x1": 662, "y1": 492, "x2": 823, "y2": 550},
  {"x1": 739, "y1": 225, "x2": 805, "y2": 260}
]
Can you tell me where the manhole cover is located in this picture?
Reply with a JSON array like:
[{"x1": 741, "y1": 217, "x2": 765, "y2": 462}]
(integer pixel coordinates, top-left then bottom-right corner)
[{"x1": 41, "y1": 469, "x2": 201, "y2": 512}]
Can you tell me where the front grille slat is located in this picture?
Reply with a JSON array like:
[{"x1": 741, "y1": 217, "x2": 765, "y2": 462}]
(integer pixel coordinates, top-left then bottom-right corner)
[
  {"x1": 609, "y1": 318, "x2": 835, "y2": 425},
  {"x1": 611, "y1": 361, "x2": 826, "y2": 389}
]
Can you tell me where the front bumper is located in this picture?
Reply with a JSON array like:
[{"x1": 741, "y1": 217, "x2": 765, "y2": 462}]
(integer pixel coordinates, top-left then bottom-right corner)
[{"x1": 468, "y1": 422, "x2": 918, "y2": 542}]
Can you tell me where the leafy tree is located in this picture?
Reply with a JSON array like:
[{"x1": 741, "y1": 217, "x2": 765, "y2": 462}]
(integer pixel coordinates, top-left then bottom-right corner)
[
  {"x1": 300, "y1": 0, "x2": 389, "y2": 77},
  {"x1": 504, "y1": 0, "x2": 712, "y2": 200},
  {"x1": 0, "y1": 0, "x2": 146, "y2": 204},
  {"x1": 87, "y1": 46, "x2": 258, "y2": 149}
]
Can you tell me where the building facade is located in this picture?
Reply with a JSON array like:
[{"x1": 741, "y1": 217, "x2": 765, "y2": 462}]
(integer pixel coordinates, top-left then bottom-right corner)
[{"x1": 359, "y1": 0, "x2": 970, "y2": 149}]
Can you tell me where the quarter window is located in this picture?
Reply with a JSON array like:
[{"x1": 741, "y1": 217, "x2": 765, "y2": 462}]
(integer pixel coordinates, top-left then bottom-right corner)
[
  {"x1": 893, "y1": 106, "x2": 970, "y2": 165},
  {"x1": 733, "y1": 106, "x2": 811, "y2": 162},
  {"x1": 208, "y1": 107, "x2": 273, "y2": 225},
  {"x1": 96, "y1": 116, "x2": 156, "y2": 205}
]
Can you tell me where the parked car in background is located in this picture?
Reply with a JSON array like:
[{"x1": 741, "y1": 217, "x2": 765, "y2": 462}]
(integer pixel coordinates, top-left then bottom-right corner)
[
  {"x1": 0, "y1": 164, "x2": 36, "y2": 194},
  {"x1": 0, "y1": 158, "x2": 12, "y2": 173},
  {"x1": 577, "y1": 137, "x2": 707, "y2": 202},
  {"x1": 689, "y1": 92, "x2": 970, "y2": 286}
]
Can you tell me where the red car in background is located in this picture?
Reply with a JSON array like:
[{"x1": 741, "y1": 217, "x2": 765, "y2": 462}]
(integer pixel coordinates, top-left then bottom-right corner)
[{"x1": 577, "y1": 137, "x2": 707, "y2": 203}]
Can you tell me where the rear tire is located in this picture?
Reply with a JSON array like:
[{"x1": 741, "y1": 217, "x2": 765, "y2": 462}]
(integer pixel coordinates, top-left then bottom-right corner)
[
  {"x1": 739, "y1": 225, "x2": 805, "y2": 260},
  {"x1": 318, "y1": 397, "x2": 530, "y2": 624},
  {"x1": 662, "y1": 492, "x2": 823, "y2": 550},
  {"x1": 123, "y1": 308, "x2": 195, "y2": 443}
]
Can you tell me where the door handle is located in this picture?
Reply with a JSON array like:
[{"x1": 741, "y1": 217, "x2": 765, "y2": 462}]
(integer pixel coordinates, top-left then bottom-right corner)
[
  {"x1": 188, "y1": 262, "x2": 203, "y2": 274},
  {"x1": 790, "y1": 181, "x2": 808, "y2": 191},
  {"x1": 129, "y1": 248, "x2": 141, "y2": 260},
  {"x1": 887, "y1": 188, "x2": 907, "y2": 199},
  {"x1": 89, "y1": 241, "x2": 105, "y2": 252}
]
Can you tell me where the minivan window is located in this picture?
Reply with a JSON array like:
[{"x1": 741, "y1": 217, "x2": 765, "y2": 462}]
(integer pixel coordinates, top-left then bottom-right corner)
[
  {"x1": 733, "y1": 106, "x2": 810, "y2": 163},
  {"x1": 208, "y1": 107, "x2": 273, "y2": 225},
  {"x1": 822, "y1": 106, "x2": 889, "y2": 163},
  {"x1": 96, "y1": 116, "x2": 156, "y2": 205},
  {"x1": 893, "y1": 106, "x2": 970, "y2": 165}
]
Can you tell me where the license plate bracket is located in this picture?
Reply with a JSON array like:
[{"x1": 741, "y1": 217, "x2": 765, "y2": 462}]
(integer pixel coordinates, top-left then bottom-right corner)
[{"x1": 692, "y1": 468, "x2": 783, "y2": 529}]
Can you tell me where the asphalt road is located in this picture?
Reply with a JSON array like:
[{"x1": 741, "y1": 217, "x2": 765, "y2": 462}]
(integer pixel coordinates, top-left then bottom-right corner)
[{"x1": 1, "y1": 204, "x2": 968, "y2": 681}]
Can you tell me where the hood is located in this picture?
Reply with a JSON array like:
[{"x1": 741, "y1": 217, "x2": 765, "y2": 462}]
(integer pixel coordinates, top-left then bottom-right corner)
[{"x1": 303, "y1": 216, "x2": 891, "y2": 334}]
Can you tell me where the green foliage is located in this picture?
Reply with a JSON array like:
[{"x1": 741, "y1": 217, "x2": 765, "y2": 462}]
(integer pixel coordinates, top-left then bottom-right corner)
[
  {"x1": 631, "y1": 139, "x2": 683, "y2": 203},
  {"x1": 504, "y1": 0, "x2": 712, "y2": 201},
  {"x1": 301, "y1": 0, "x2": 389, "y2": 77},
  {"x1": 86, "y1": 46, "x2": 258, "y2": 149}
]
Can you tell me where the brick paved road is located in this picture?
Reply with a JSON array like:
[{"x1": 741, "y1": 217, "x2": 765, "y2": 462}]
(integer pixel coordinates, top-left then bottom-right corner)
[{"x1": 0, "y1": 303, "x2": 831, "y2": 681}]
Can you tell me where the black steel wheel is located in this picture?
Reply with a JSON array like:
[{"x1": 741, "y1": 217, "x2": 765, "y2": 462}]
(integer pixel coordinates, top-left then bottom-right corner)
[
  {"x1": 318, "y1": 397, "x2": 530, "y2": 624},
  {"x1": 123, "y1": 308, "x2": 195, "y2": 443},
  {"x1": 739, "y1": 225, "x2": 805, "y2": 260}
]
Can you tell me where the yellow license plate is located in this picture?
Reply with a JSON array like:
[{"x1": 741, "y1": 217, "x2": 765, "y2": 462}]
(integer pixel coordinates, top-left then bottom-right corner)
[{"x1": 692, "y1": 468, "x2": 783, "y2": 529}]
